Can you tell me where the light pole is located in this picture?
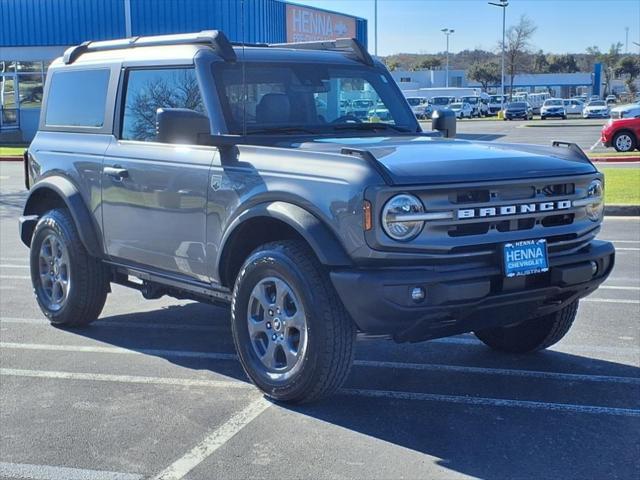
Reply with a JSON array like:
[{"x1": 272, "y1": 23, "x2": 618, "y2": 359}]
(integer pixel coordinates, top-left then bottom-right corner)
[
  {"x1": 441, "y1": 28, "x2": 454, "y2": 88},
  {"x1": 374, "y1": 0, "x2": 378, "y2": 56},
  {"x1": 489, "y1": 0, "x2": 508, "y2": 108}
]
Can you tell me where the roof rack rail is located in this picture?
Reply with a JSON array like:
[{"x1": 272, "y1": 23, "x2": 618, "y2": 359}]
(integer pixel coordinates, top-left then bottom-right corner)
[
  {"x1": 63, "y1": 30, "x2": 236, "y2": 64},
  {"x1": 269, "y1": 38, "x2": 374, "y2": 66}
]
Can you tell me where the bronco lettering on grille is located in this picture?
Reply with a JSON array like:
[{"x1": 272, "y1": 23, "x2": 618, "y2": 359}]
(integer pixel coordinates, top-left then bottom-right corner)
[{"x1": 457, "y1": 200, "x2": 572, "y2": 220}]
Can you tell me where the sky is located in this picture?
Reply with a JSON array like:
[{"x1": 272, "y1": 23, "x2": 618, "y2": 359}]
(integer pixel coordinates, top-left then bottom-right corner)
[{"x1": 292, "y1": 0, "x2": 640, "y2": 56}]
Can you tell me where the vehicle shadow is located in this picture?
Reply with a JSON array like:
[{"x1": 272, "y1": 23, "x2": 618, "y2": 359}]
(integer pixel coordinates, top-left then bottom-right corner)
[{"x1": 69, "y1": 301, "x2": 640, "y2": 480}]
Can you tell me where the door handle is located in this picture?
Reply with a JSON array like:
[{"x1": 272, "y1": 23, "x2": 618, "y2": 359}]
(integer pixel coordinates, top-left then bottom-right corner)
[{"x1": 104, "y1": 166, "x2": 129, "y2": 180}]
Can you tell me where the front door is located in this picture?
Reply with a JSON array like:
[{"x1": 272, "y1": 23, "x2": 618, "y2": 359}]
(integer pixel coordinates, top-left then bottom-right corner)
[{"x1": 102, "y1": 67, "x2": 215, "y2": 280}]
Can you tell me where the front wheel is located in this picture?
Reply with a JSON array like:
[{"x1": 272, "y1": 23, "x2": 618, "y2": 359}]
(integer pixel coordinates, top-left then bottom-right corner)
[
  {"x1": 474, "y1": 301, "x2": 578, "y2": 353},
  {"x1": 30, "y1": 208, "x2": 109, "y2": 326},
  {"x1": 613, "y1": 131, "x2": 637, "y2": 152},
  {"x1": 231, "y1": 240, "x2": 356, "y2": 404}
]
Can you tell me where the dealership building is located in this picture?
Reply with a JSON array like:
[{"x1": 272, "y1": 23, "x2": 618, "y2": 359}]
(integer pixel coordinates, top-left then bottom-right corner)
[{"x1": 0, "y1": 0, "x2": 367, "y2": 142}]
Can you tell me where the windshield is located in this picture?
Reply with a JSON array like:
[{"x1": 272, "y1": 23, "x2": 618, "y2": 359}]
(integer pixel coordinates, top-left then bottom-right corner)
[
  {"x1": 589, "y1": 101, "x2": 606, "y2": 106},
  {"x1": 489, "y1": 95, "x2": 505, "y2": 103},
  {"x1": 450, "y1": 103, "x2": 463, "y2": 108},
  {"x1": 406, "y1": 98, "x2": 421, "y2": 106},
  {"x1": 431, "y1": 97, "x2": 452, "y2": 106},
  {"x1": 212, "y1": 62, "x2": 415, "y2": 135},
  {"x1": 508, "y1": 102, "x2": 527, "y2": 109},
  {"x1": 544, "y1": 99, "x2": 563, "y2": 106},
  {"x1": 461, "y1": 97, "x2": 478, "y2": 104}
]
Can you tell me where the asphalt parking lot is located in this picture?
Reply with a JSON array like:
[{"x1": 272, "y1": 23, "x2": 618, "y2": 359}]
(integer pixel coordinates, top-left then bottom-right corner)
[
  {"x1": 422, "y1": 117, "x2": 612, "y2": 153},
  {"x1": 1, "y1": 155, "x2": 639, "y2": 479}
]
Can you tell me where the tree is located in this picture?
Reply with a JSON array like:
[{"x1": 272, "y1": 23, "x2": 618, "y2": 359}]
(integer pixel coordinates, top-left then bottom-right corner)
[
  {"x1": 546, "y1": 54, "x2": 579, "y2": 73},
  {"x1": 502, "y1": 15, "x2": 537, "y2": 97},
  {"x1": 616, "y1": 56, "x2": 640, "y2": 95},
  {"x1": 385, "y1": 59, "x2": 400, "y2": 71},
  {"x1": 412, "y1": 56, "x2": 442, "y2": 70},
  {"x1": 468, "y1": 61, "x2": 501, "y2": 91},
  {"x1": 532, "y1": 50, "x2": 549, "y2": 73}
]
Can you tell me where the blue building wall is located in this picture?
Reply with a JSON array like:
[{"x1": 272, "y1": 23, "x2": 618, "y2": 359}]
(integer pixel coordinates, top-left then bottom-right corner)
[{"x1": 0, "y1": 0, "x2": 366, "y2": 46}]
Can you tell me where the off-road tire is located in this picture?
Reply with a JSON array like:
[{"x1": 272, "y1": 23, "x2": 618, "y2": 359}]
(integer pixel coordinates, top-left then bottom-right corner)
[
  {"x1": 231, "y1": 239, "x2": 356, "y2": 404},
  {"x1": 474, "y1": 300, "x2": 579, "y2": 354},
  {"x1": 30, "y1": 208, "x2": 109, "y2": 326}
]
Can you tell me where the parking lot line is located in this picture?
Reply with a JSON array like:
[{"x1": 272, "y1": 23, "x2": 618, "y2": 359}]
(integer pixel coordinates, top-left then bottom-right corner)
[
  {"x1": 599, "y1": 286, "x2": 640, "y2": 291},
  {"x1": 150, "y1": 397, "x2": 272, "y2": 480},
  {"x1": 1, "y1": 317, "x2": 229, "y2": 332},
  {"x1": 340, "y1": 389, "x2": 640, "y2": 417},
  {"x1": 0, "y1": 274, "x2": 29, "y2": 279},
  {"x1": 0, "y1": 264, "x2": 28, "y2": 268},
  {"x1": 0, "y1": 342, "x2": 237, "y2": 360},
  {"x1": 583, "y1": 298, "x2": 640, "y2": 304},
  {"x1": 2, "y1": 342, "x2": 638, "y2": 381},
  {"x1": 352, "y1": 360, "x2": 640, "y2": 385},
  {"x1": 616, "y1": 248, "x2": 640, "y2": 252},
  {"x1": 0, "y1": 462, "x2": 142, "y2": 480},
  {"x1": 0, "y1": 368, "x2": 250, "y2": 389}
]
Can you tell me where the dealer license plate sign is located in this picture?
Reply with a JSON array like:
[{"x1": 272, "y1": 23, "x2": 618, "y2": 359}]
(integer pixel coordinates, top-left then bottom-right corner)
[{"x1": 503, "y1": 239, "x2": 549, "y2": 277}]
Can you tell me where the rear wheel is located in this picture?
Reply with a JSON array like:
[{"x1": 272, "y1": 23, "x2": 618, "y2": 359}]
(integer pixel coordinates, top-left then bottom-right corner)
[
  {"x1": 30, "y1": 208, "x2": 109, "y2": 326},
  {"x1": 613, "y1": 131, "x2": 636, "y2": 152},
  {"x1": 474, "y1": 301, "x2": 579, "y2": 353},
  {"x1": 231, "y1": 240, "x2": 356, "y2": 403}
]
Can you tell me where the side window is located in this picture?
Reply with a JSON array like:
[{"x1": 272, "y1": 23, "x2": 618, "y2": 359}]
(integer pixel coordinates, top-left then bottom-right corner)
[
  {"x1": 121, "y1": 68, "x2": 204, "y2": 142},
  {"x1": 45, "y1": 69, "x2": 110, "y2": 128}
]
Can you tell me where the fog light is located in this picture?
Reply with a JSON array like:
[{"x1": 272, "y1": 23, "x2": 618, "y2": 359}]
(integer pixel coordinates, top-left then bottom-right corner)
[
  {"x1": 411, "y1": 287, "x2": 426, "y2": 302},
  {"x1": 590, "y1": 261, "x2": 599, "y2": 276}
]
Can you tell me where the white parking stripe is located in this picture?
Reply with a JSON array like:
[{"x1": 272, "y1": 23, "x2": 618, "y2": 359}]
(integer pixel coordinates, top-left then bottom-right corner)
[
  {"x1": 151, "y1": 397, "x2": 271, "y2": 480},
  {"x1": 583, "y1": 298, "x2": 640, "y2": 304},
  {"x1": 616, "y1": 247, "x2": 640, "y2": 251},
  {"x1": 0, "y1": 274, "x2": 29, "y2": 279},
  {"x1": 341, "y1": 389, "x2": 640, "y2": 417},
  {"x1": 1, "y1": 317, "x2": 228, "y2": 332},
  {"x1": 2, "y1": 342, "x2": 638, "y2": 381},
  {"x1": 431, "y1": 337, "x2": 639, "y2": 355},
  {"x1": 609, "y1": 240, "x2": 640, "y2": 244},
  {"x1": 0, "y1": 264, "x2": 28, "y2": 268},
  {"x1": 599, "y1": 286, "x2": 640, "y2": 291},
  {"x1": 0, "y1": 462, "x2": 142, "y2": 480},
  {"x1": 353, "y1": 360, "x2": 640, "y2": 385},
  {"x1": 0, "y1": 368, "x2": 249, "y2": 389},
  {"x1": 0, "y1": 342, "x2": 237, "y2": 360}
]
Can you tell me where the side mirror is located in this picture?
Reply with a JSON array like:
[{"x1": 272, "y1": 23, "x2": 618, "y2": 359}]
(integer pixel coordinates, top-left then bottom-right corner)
[
  {"x1": 156, "y1": 108, "x2": 210, "y2": 145},
  {"x1": 432, "y1": 109, "x2": 456, "y2": 138}
]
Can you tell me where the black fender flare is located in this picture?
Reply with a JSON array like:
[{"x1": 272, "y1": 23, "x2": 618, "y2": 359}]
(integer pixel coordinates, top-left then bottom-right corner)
[
  {"x1": 217, "y1": 201, "x2": 352, "y2": 283},
  {"x1": 21, "y1": 176, "x2": 104, "y2": 258}
]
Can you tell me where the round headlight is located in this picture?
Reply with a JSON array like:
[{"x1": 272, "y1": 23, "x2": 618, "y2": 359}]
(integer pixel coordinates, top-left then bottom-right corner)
[
  {"x1": 585, "y1": 179, "x2": 604, "y2": 222},
  {"x1": 382, "y1": 194, "x2": 425, "y2": 241}
]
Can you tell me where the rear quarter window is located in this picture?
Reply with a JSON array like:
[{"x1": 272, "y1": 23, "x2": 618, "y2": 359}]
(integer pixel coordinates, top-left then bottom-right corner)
[{"x1": 45, "y1": 69, "x2": 110, "y2": 128}]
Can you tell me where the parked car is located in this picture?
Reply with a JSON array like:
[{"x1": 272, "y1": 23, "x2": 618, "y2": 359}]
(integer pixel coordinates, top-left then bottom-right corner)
[
  {"x1": 488, "y1": 94, "x2": 508, "y2": 115},
  {"x1": 368, "y1": 106, "x2": 393, "y2": 122},
  {"x1": 405, "y1": 96, "x2": 431, "y2": 119},
  {"x1": 449, "y1": 102, "x2": 474, "y2": 119},
  {"x1": 610, "y1": 103, "x2": 640, "y2": 119},
  {"x1": 503, "y1": 101, "x2": 533, "y2": 120},
  {"x1": 583, "y1": 100, "x2": 610, "y2": 119},
  {"x1": 350, "y1": 99, "x2": 375, "y2": 119},
  {"x1": 429, "y1": 96, "x2": 455, "y2": 108},
  {"x1": 562, "y1": 99, "x2": 584, "y2": 116},
  {"x1": 20, "y1": 30, "x2": 614, "y2": 404},
  {"x1": 540, "y1": 99, "x2": 567, "y2": 120},
  {"x1": 459, "y1": 95, "x2": 486, "y2": 117},
  {"x1": 605, "y1": 95, "x2": 617, "y2": 105},
  {"x1": 601, "y1": 117, "x2": 640, "y2": 152}
]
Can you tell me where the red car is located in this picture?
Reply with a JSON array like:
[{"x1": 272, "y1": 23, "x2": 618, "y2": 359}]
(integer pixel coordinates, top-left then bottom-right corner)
[{"x1": 601, "y1": 116, "x2": 640, "y2": 152}]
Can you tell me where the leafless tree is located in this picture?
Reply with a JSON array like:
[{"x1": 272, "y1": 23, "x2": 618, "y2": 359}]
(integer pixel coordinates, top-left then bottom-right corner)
[{"x1": 502, "y1": 15, "x2": 537, "y2": 97}]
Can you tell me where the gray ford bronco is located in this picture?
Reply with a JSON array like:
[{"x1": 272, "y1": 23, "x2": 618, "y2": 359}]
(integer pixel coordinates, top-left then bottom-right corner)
[{"x1": 20, "y1": 31, "x2": 614, "y2": 403}]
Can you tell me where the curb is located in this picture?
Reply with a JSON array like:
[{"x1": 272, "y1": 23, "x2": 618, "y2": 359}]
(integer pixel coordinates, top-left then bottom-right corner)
[
  {"x1": 590, "y1": 156, "x2": 640, "y2": 163},
  {"x1": 605, "y1": 205, "x2": 640, "y2": 216},
  {"x1": 0, "y1": 156, "x2": 22, "y2": 162}
]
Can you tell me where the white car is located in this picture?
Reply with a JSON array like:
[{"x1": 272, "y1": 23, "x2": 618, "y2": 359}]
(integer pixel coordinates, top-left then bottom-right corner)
[
  {"x1": 449, "y1": 102, "x2": 473, "y2": 119},
  {"x1": 610, "y1": 103, "x2": 640, "y2": 119},
  {"x1": 563, "y1": 99, "x2": 584, "y2": 116},
  {"x1": 540, "y1": 98, "x2": 567, "y2": 120},
  {"x1": 405, "y1": 97, "x2": 431, "y2": 119},
  {"x1": 583, "y1": 100, "x2": 610, "y2": 119},
  {"x1": 459, "y1": 96, "x2": 486, "y2": 117}
]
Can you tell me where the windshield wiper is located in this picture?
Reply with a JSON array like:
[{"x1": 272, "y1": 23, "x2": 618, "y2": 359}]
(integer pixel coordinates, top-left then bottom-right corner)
[
  {"x1": 332, "y1": 123, "x2": 412, "y2": 133},
  {"x1": 246, "y1": 126, "x2": 318, "y2": 135}
]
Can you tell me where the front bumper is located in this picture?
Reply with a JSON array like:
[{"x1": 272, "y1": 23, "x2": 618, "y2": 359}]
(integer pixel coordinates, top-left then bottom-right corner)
[
  {"x1": 505, "y1": 112, "x2": 527, "y2": 119},
  {"x1": 541, "y1": 110, "x2": 564, "y2": 117},
  {"x1": 584, "y1": 111, "x2": 609, "y2": 118},
  {"x1": 330, "y1": 240, "x2": 614, "y2": 342}
]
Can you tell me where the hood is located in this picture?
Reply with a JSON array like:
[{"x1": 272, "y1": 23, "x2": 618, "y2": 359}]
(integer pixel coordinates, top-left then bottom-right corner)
[{"x1": 292, "y1": 136, "x2": 596, "y2": 185}]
